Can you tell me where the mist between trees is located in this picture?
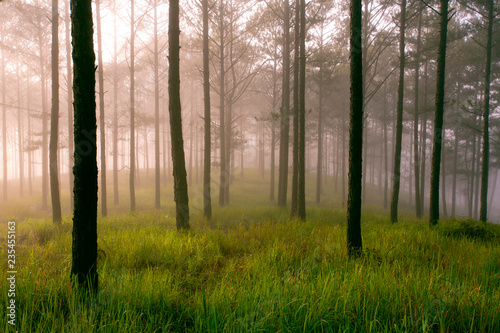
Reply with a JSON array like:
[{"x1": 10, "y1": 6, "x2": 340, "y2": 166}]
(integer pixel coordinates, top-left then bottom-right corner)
[{"x1": 0, "y1": 0, "x2": 499, "y2": 232}]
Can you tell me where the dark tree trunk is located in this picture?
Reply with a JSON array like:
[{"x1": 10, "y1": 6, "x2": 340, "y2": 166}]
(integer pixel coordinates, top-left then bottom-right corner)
[
  {"x1": 298, "y1": 0, "x2": 306, "y2": 220},
  {"x1": 420, "y1": 59, "x2": 429, "y2": 211},
  {"x1": 441, "y1": 138, "x2": 448, "y2": 217},
  {"x1": 278, "y1": 0, "x2": 290, "y2": 208},
  {"x1": 96, "y1": 0, "x2": 107, "y2": 217},
  {"x1": 169, "y1": 0, "x2": 190, "y2": 230},
  {"x1": 129, "y1": 0, "x2": 136, "y2": 212},
  {"x1": 202, "y1": 0, "x2": 212, "y2": 221},
  {"x1": 390, "y1": 0, "x2": 406, "y2": 224},
  {"x1": 70, "y1": 0, "x2": 98, "y2": 292},
  {"x1": 50, "y1": 0, "x2": 62, "y2": 224},
  {"x1": 452, "y1": 130, "x2": 458, "y2": 217},
  {"x1": 154, "y1": 0, "x2": 161, "y2": 209},
  {"x1": 480, "y1": 0, "x2": 494, "y2": 222},
  {"x1": 290, "y1": 0, "x2": 300, "y2": 217},
  {"x1": 429, "y1": 0, "x2": 449, "y2": 226},
  {"x1": 347, "y1": 0, "x2": 363, "y2": 257},
  {"x1": 65, "y1": 0, "x2": 74, "y2": 209}
]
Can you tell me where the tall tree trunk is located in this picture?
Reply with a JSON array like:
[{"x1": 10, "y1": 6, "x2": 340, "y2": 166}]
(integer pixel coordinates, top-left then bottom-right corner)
[
  {"x1": 50, "y1": 0, "x2": 62, "y2": 224},
  {"x1": 129, "y1": 0, "x2": 136, "y2": 211},
  {"x1": 96, "y1": 0, "x2": 107, "y2": 217},
  {"x1": 154, "y1": 0, "x2": 161, "y2": 209},
  {"x1": 113, "y1": 0, "x2": 119, "y2": 206},
  {"x1": 65, "y1": 0, "x2": 74, "y2": 209},
  {"x1": 27, "y1": 76, "x2": 33, "y2": 196},
  {"x1": 169, "y1": 0, "x2": 190, "y2": 230},
  {"x1": 383, "y1": 83, "x2": 388, "y2": 209},
  {"x1": 290, "y1": 0, "x2": 300, "y2": 217},
  {"x1": 278, "y1": 0, "x2": 290, "y2": 208},
  {"x1": 347, "y1": 0, "x2": 363, "y2": 257},
  {"x1": 451, "y1": 130, "x2": 458, "y2": 217},
  {"x1": 298, "y1": 0, "x2": 306, "y2": 220},
  {"x1": 480, "y1": 0, "x2": 494, "y2": 222},
  {"x1": 420, "y1": 59, "x2": 429, "y2": 211},
  {"x1": 390, "y1": 0, "x2": 406, "y2": 224},
  {"x1": 202, "y1": 0, "x2": 212, "y2": 221},
  {"x1": 413, "y1": 11, "x2": 422, "y2": 217},
  {"x1": 70, "y1": 0, "x2": 98, "y2": 292},
  {"x1": 429, "y1": 0, "x2": 449, "y2": 226},
  {"x1": 218, "y1": 0, "x2": 226, "y2": 207}
]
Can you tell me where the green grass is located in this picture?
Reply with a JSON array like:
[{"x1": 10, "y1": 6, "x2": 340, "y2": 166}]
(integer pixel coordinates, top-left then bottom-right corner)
[{"x1": 1, "y1": 169, "x2": 500, "y2": 332}]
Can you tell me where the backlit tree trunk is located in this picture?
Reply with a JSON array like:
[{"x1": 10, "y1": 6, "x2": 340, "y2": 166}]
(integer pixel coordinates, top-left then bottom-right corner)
[{"x1": 203, "y1": 0, "x2": 212, "y2": 221}]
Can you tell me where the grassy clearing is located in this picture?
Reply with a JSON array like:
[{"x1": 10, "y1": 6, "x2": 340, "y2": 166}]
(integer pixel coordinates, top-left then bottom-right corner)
[{"x1": 1, "y1": 170, "x2": 500, "y2": 332}]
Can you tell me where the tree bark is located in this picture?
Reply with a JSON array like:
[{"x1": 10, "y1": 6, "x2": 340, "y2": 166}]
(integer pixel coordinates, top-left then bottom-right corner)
[
  {"x1": 96, "y1": 0, "x2": 107, "y2": 217},
  {"x1": 390, "y1": 0, "x2": 406, "y2": 224},
  {"x1": 70, "y1": 0, "x2": 98, "y2": 292},
  {"x1": 429, "y1": 0, "x2": 449, "y2": 226},
  {"x1": 50, "y1": 0, "x2": 62, "y2": 224},
  {"x1": 202, "y1": 0, "x2": 212, "y2": 221},
  {"x1": 347, "y1": 0, "x2": 363, "y2": 257},
  {"x1": 480, "y1": 0, "x2": 494, "y2": 222},
  {"x1": 169, "y1": 0, "x2": 190, "y2": 230}
]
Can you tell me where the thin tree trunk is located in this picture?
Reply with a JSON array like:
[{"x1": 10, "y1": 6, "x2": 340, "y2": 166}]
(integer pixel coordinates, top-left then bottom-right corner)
[
  {"x1": 347, "y1": 0, "x2": 363, "y2": 257},
  {"x1": 65, "y1": 0, "x2": 74, "y2": 209},
  {"x1": 298, "y1": 0, "x2": 306, "y2": 220},
  {"x1": 480, "y1": 0, "x2": 494, "y2": 222},
  {"x1": 113, "y1": 0, "x2": 119, "y2": 206},
  {"x1": 441, "y1": 138, "x2": 448, "y2": 217},
  {"x1": 413, "y1": 11, "x2": 422, "y2": 217},
  {"x1": 154, "y1": 0, "x2": 160, "y2": 209},
  {"x1": 316, "y1": 30, "x2": 324, "y2": 204},
  {"x1": 129, "y1": 0, "x2": 136, "y2": 211},
  {"x1": 278, "y1": 0, "x2": 290, "y2": 208},
  {"x1": 27, "y1": 76, "x2": 33, "y2": 195},
  {"x1": 96, "y1": 0, "x2": 107, "y2": 217},
  {"x1": 169, "y1": 0, "x2": 190, "y2": 230},
  {"x1": 70, "y1": 0, "x2": 98, "y2": 292},
  {"x1": 290, "y1": 0, "x2": 300, "y2": 217},
  {"x1": 390, "y1": 0, "x2": 406, "y2": 224},
  {"x1": 50, "y1": 0, "x2": 62, "y2": 223},
  {"x1": 429, "y1": 0, "x2": 449, "y2": 226},
  {"x1": 202, "y1": 0, "x2": 212, "y2": 221},
  {"x1": 452, "y1": 131, "x2": 458, "y2": 217},
  {"x1": 218, "y1": 0, "x2": 226, "y2": 207}
]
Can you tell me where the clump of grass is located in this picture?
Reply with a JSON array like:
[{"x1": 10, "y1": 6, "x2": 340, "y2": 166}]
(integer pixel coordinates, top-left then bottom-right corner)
[{"x1": 439, "y1": 217, "x2": 500, "y2": 242}]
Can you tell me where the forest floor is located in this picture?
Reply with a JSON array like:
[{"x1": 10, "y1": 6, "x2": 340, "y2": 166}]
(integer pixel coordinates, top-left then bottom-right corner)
[{"x1": 1, "y1": 169, "x2": 500, "y2": 332}]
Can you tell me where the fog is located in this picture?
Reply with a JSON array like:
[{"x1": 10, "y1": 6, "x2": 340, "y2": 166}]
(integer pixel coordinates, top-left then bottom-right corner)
[{"x1": 0, "y1": 0, "x2": 499, "y2": 222}]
